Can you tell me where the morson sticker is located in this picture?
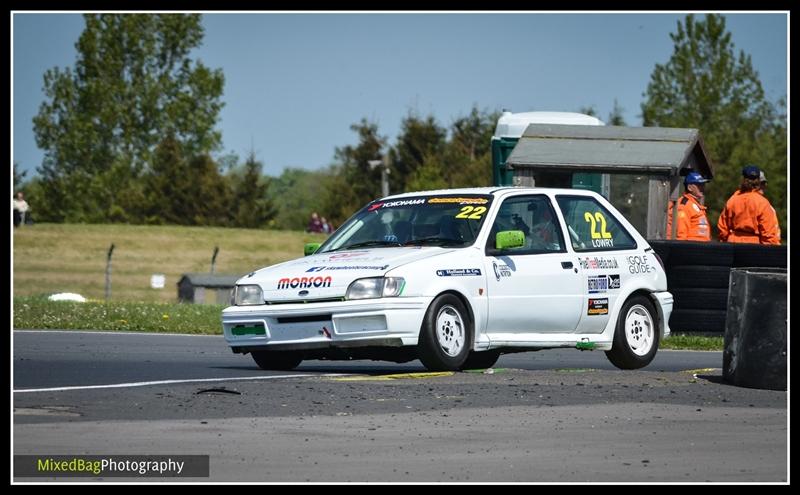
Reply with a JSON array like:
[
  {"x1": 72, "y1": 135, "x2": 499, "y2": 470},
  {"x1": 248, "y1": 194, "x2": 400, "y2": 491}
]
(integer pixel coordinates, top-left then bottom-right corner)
[{"x1": 277, "y1": 276, "x2": 333, "y2": 290}]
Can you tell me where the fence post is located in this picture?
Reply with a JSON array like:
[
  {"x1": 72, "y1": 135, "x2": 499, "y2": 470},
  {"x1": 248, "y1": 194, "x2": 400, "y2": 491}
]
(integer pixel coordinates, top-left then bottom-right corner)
[
  {"x1": 211, "y1": 246, "x2": 219, "y2": 274},
  {"x1": 105, "y1": 243, "x2": 115, "y2": 301}
]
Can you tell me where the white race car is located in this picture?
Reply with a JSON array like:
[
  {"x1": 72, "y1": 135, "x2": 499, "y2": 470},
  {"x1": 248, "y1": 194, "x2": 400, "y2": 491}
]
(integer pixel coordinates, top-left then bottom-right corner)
[{"x1": 222, "y1": 187, "x2": 672, "y2": 371}]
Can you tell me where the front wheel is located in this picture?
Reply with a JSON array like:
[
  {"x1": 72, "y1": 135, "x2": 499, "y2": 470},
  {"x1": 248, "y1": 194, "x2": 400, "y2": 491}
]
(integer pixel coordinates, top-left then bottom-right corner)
[
  {"x1": 418, "y1": 294, "x2": 472, "y2": 371},
  {"x1": 251, "y1": 351, "x2": 303, "y2": 370},
  {"x1": 605, "y1": 295, "x2": 659, "y2": 370}
]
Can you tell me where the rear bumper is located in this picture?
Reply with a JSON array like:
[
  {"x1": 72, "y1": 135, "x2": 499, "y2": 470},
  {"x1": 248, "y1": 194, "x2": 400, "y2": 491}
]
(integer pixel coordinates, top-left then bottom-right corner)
[
  {"x1": 651, "y1": 291, "x2": 673, "y2": 339},
  {"x1": 222, "y1": 297, "x2": 431, "y2": 351}
]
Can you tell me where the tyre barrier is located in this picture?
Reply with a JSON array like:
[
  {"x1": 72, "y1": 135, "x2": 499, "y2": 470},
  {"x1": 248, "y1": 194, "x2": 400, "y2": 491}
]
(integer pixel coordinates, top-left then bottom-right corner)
[
  {"x1": 646, "y1": 240, "x2": 786, "y2": 334},
  {"x1": 722, "y1": 268, "x2": 787, "y2": 391}
]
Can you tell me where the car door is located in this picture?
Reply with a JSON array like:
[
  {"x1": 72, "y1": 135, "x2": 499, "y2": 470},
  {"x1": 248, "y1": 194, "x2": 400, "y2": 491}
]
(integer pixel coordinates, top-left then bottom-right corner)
[
  {"x1": 555, "y1": 194, "x2": 641, "y2": 334},
  {"x1": 483, "y1": 195, "x2": 583, "y2": 337}
]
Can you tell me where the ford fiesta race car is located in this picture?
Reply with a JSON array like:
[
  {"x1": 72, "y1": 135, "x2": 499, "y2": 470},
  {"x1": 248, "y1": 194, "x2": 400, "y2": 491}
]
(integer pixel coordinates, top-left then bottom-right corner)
[{"x1": 222, "y1": 187, "x2": 673, "y2": 371}]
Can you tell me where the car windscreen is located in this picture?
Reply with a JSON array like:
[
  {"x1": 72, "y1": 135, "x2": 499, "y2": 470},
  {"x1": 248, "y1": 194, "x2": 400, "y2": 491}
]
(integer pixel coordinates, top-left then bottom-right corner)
[{"x1": 318, "y1": 195, "x2": 494, "y2": 253}]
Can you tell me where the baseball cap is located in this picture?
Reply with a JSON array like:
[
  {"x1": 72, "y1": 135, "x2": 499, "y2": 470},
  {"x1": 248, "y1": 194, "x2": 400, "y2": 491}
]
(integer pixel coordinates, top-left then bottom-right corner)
[
  {"x1": 684, "y1": 171, "x2": 710, "y2": 185},
  {"x1": 742, "y1": 165, "x2": 761, "y2": 179},
  {"x1": 759, "y1": 170, "x2": 767, "y2": 183}
]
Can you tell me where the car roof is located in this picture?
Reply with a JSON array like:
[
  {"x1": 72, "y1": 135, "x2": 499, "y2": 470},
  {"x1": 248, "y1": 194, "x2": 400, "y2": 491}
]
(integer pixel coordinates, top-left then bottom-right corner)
[{"x1": 382, "y1": 187, "x2": 600, "y2": 200}]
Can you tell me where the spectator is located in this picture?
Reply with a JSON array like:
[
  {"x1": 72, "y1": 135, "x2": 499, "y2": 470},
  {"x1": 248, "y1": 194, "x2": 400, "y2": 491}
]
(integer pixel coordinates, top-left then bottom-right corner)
[
  {"x1": 717, "y1": 165, "x2": 781, "y2": 245},
  {"x1": 13, "y1": 191, "x2": 30, "y2": 228},
  {"x1": 666, "y1": 171, "x2": 711, "y2": 241},
  {"x1": 306, "y1": 212, "x2": 324, "y2": 233},
  {"x1": 320, "y1": 217, "x2": 333, "y2": 234}
]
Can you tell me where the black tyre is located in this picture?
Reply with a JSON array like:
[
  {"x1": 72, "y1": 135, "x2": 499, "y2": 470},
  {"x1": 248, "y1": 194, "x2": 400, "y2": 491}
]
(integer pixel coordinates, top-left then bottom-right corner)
[
  {"x1": 670, "y1": 287, "x2": 730, "y2": 311},
  {"x1": 668, "y1": 265, "x2": 731, "y2": 289},
  {"x1": 418, "y1": 294, "x2": 473, "y2": 371},
  {"x1": 669, "y1": 308, "x2": 727, "y2": 333},
  {"x1": 668, "y1": 241, "x2": 734, "y2": 267},
  {"x1": 251, "y1": 351, "x2": 303, "y2": 370},
  {"x1": 605, "y1": 295, "x2": 659, "y2": 370},
  {"x1": 460, "y1": 350, "x2": 501, "y2": 370},
  {"x1": 732, "y1": 243, "x2": 787, "y2": 268}
]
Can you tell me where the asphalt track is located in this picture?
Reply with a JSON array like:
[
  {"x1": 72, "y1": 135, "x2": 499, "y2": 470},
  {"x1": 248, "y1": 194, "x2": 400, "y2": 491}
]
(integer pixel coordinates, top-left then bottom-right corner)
[{"x1": 13, "y1": 330, "x2": 788, "y2": 482}]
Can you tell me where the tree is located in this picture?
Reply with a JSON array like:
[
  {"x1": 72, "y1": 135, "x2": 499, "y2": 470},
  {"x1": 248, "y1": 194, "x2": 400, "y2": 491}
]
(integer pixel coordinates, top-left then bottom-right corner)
[
  {"x1": 323, "y1": 119, "x2": 387, "y2": 225},
  {"x1": 607, "y1": 99, "x2": 627, "y2": 126},
  {"x1": 444, "y1": 106, "x2": 500, "y2": 187},
  {"x1": 13, "y1": 162, "x2": 27, "y2": 192},
  {"x1": 32, "y1": 14, "x2": 225, "y2": 222},
  {"x1": 389, "y1": 112, "x2": 447, "y2": 191},
  {"x1": 641, "y1": 14, "x2": 786, "y2": 237},
  {"x1": 229, "y1": 152, "x2": 277, "y2": 228}
]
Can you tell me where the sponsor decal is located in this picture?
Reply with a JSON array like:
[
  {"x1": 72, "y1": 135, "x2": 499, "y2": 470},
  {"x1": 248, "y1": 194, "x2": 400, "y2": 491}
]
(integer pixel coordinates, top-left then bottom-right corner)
[
  {"x1": 492, "y1": 261, "x2": 512, "y2": 281},
  {"x1": 587, "y1": 298, "x2": 609, "y2": 315},
  {"x1": 368, "y1": 198, "x2": 426, "y2": 211},
  {"x1": 626, "y1": 255, "x2": 655, "y2": 275},
  {"x1": 428, "y1": 197, "x2": 489, "y2": 205},
  {"x1": 277, "y1": 276, "x2": 333, "y2": 290},
  {"x1": 587, "y1": 276, "x2": 609, "y2": 294},
  {"x1": 436, "y1": 268, "x2": 482, "y2": 277},
  {"x1": 306, "y1": 265, "x2": 389, "y2": 272},
  {"x1": 588, "y1": 274, "x2": 621, "y2": 293},
  {"x1": 578, "y1": 257, "x2": 619, "y2": 270}
]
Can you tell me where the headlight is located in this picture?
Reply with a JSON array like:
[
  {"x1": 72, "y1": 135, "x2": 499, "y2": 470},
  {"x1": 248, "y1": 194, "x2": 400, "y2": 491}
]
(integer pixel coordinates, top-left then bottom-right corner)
[
  {"x1": 234, "y1": 285, "x2": 264, "y2": 305},
  {"x1": 346, "y1": 277, "x2": 405, "y2": 300}
]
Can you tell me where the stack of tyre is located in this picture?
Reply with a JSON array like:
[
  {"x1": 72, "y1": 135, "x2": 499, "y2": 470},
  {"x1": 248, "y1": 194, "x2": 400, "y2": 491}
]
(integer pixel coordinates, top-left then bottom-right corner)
[{"x1": 647, "y1": 240, "x2": 786, "y2": 334}]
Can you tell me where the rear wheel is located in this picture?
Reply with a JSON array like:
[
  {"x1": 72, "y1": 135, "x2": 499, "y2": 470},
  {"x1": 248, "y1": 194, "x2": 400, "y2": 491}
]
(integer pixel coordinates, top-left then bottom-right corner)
[
  {"x1": 251, "y1": 351, "x2": 303, "y2": 371},
  {"x1": 605, "y1": 295, "x2": 659, "y2": 370},
  {"x1": 418, "y1": 294, "x2": 472, "y2": 371}
]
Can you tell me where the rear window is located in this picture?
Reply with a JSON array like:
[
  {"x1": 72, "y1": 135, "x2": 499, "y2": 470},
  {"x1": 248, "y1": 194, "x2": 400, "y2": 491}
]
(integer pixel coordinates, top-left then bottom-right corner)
[{"x1": 555, "y1": 195, "x2": 637, "y2": 252}]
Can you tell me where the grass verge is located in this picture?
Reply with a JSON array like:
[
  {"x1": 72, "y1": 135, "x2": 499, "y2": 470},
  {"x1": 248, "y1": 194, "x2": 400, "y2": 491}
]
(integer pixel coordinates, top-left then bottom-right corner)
[
  {"x1": 14, "y1": 296, "x2": 725, "y2": 350},
  {"x1": 13, "y1": 296, "x2": 223, "y2": 334}
]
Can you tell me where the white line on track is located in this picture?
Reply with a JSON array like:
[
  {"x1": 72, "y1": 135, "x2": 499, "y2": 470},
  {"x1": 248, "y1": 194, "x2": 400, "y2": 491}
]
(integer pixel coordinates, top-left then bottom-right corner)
[
  {"x1": 13, "y1": 373, "x2": 354, "y2": 394},
  {"x1": 13, "y1": 329, "x2": 222, "y2": 337}
]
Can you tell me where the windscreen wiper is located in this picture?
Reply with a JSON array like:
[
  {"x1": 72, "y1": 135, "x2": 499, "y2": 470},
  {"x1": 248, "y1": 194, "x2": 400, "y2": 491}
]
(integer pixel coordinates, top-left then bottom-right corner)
[
  {"x1": 334, "y1": 240, "x2": 402, "y2": 251},
  {"x1": 403, "y1": 237, "x2": 465, "y2": 247}
]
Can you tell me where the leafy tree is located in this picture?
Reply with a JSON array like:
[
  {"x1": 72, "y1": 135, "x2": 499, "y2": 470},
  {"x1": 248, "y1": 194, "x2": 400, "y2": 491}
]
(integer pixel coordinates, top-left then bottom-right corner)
[
  {"x1": 13, "y1": 162, "x2": 27, "y2": 192},
  {"x1": 641, "y1": 14, "x2": 786, "y2": 238},
  {"x1": 32, "y1": 14, "x2": 224, "y2": 222},
  {"x1": 323, "y1": 119, "x2": 387, "y2": 224},
  {"x1": 405, "y1": 153, "x2": 448, "y2": 192},
  {"x1": 269, "y1": 167, "x2": 335, "y2": 231},
  {"x1": 389, "y1": 112, "x2": 447, "y2": 191},
  {"x1": 143, "y1": 133, "x2": 231, "y2": 226},
  {"x1": 229, "y1": 152, "x2": 277, "y2": 228},
  {"x1": 444, "y1": 106, "x2": 500, "y2": 188}
]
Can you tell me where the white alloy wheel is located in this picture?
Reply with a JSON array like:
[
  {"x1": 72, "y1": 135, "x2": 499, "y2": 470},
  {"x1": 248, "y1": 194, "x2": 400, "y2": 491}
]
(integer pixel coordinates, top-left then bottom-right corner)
[
  {"x1": 624, "y1": 304, "x2": 654, "y2": 356},
  {"x1": 436, "y1": 305, "x2": 465, "y2": 357}
]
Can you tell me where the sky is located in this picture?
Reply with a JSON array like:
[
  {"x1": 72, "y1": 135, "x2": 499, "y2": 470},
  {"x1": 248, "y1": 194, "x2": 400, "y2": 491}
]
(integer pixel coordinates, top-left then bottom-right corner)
[{"x1": 12, "y1": 12, "x2": 789, "y2": 179}]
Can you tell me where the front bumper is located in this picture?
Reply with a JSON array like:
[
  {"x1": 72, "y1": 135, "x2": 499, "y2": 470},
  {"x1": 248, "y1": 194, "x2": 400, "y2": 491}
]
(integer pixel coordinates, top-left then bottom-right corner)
[{"x1": 222, "y1": 297, "x2": 431, "y2": 351}]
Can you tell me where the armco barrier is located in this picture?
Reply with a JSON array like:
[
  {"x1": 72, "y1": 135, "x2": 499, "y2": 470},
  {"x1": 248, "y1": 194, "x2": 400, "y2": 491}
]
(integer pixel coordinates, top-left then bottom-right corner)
[
  {"x1": 646, "y1": 240, "x2": 787, "y2": 333},
  {"x1": 722, "y1": 268, "x2": 787, "y2": 390}
]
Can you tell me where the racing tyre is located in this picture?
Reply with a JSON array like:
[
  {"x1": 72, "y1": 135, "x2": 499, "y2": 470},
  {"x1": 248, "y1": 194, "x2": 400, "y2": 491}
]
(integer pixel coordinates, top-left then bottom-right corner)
[
  {"x1": 251, "y1": 351, "x2": 303, "y2": 371},
  {"x1": 461, "y1": 350, "x2": 501, "y2": 370},
  {"x1": 605, "y1": 295, "x2": 659, "y2": 370},
  {"x1": 418, "y1": 294, "x2": 472, "y2": 371}
]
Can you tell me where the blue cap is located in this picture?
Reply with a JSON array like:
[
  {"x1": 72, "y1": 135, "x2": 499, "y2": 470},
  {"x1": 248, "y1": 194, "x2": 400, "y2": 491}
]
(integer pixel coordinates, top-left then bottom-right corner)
[
  {"x1": 684, "y1": 171, "x2": 710, "y2": 185},
  {"x1": 742, "y1": 165, "x2": 761, "y2": 179}
]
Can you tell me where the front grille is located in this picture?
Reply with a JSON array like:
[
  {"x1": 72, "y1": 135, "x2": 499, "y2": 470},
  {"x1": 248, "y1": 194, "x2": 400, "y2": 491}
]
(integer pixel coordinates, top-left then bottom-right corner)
[
  {"x1": 277, "y1": 314, "x2": 333, "y2": 324},
  {"x1": 265, "y1": 297, "x2": 346, "y2": 305}
]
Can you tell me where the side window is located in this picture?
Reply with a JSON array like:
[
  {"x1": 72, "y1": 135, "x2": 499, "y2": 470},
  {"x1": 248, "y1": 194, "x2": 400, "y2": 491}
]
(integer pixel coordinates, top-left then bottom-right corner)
[
  {"x1": 555, "y1": 195, "x2": 637, "y2": 252},
  {"x1": 485, "y1": 196, "x2": 565, "y2": 254}
]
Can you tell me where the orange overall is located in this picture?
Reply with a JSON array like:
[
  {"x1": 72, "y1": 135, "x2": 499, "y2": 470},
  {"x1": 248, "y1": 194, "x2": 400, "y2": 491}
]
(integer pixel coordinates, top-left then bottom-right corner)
[
  {"x1": 666, "y1": 193, "x2": 711, "y2": 241},
  {"x1": 717, "y1": 190, "x2": 781, "y2": 245}
]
